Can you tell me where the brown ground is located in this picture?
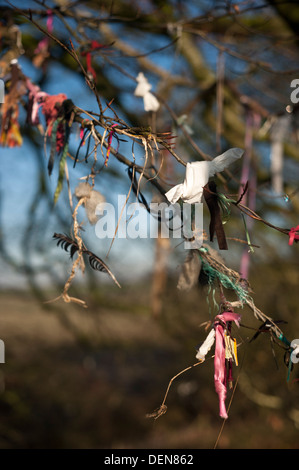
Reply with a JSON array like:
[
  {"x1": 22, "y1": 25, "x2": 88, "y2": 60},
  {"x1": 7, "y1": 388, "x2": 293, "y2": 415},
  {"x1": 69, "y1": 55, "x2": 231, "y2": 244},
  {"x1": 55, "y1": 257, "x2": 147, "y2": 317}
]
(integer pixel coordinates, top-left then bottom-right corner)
[{"x1": 0, "y1": 273, "x2": 298, "y2": 449}]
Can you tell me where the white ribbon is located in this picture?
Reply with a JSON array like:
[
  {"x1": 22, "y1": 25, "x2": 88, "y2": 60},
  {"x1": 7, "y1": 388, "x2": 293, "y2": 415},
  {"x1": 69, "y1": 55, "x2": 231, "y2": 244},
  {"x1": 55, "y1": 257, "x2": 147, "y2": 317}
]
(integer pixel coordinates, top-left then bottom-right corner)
[
  {"x1": 134, "y1": 72, "x2": 160, "y2": 112},
  {"x1": 165, "y1": 148, "x2": 244, "y2": 204},
  {"x1": 196, "y1": 329, "x2": 215, "y2": 362}
]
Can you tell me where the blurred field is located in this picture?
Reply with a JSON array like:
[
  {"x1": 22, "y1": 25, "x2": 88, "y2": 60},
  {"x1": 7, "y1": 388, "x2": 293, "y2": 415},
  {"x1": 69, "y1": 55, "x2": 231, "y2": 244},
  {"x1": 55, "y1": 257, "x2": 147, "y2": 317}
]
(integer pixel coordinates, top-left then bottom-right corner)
[{"x1": 0, "y1": 266, "x2": 298, "y2": 449}]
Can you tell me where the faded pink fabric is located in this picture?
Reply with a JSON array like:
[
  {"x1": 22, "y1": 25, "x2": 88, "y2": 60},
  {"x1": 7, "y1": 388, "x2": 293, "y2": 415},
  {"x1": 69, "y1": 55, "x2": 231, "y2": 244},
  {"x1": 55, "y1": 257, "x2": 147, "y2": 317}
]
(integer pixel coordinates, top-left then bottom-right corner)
[
  {"x1": 214, "y1": 312, "x2": 241, "y2": 419},
  {"x1": 26, "y1": 79, "x2": 48, "y2": 125},
  {"x1": 34, "y1": 9, "x2": 53, "y2": 54}
]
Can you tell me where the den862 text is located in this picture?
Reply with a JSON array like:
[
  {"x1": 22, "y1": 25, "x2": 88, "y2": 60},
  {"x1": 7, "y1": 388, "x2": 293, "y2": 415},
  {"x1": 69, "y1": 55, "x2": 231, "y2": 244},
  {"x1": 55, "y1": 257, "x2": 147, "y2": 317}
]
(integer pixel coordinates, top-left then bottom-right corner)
[{"x1": 147, "y1": 454, "x2": 193, "y2": 465}]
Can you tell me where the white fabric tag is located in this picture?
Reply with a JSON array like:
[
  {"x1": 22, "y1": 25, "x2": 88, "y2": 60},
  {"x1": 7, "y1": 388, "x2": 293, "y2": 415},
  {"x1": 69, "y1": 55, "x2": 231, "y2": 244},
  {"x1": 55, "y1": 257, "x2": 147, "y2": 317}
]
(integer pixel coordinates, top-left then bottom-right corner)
[{"x1": 166, "y1": 148, "x2": 243, "y2": 204}]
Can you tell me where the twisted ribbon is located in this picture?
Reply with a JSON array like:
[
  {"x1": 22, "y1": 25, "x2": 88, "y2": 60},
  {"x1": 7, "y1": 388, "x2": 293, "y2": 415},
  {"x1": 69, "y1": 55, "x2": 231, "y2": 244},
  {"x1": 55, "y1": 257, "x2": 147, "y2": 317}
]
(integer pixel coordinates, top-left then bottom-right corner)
[
  {"x1": 214, "y1": 312, "x2": 241, "y2": 419},
  {"x1": 105, "y1": 123, "x2": 118, "y2": 166},
  {"x1": 81, "y1": 40, "x2": 106, "y2": 81}
]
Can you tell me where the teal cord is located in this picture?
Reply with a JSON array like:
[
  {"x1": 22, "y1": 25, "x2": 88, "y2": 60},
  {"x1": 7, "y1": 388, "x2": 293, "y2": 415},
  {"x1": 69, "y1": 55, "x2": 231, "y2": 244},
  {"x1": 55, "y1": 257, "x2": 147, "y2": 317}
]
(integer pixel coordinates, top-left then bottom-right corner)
[{"x1": 201, "y1": 259, "x2": 249, "y2": 305}]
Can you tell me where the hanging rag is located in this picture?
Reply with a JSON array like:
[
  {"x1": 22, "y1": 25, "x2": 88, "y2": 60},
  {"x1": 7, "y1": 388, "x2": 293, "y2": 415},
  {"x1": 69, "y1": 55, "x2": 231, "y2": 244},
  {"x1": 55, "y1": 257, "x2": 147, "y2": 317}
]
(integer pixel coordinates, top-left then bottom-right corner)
[
  {"x1": 203, "y1": 181, "x2": 228, "y2": 250},
  {"x1": 165, "y1": 148, "x2": 243, "y2": 205},
  {"x1": 134, "y1": 72, "x2": 160, "y2": 112}
]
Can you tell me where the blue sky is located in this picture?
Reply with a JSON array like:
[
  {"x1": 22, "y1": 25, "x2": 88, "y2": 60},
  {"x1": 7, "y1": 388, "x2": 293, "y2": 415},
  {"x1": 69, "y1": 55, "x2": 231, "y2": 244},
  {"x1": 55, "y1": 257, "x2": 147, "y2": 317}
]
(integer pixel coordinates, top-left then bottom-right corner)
[
  {"x1": 0, "y1": 55, "x2": 190, "y2": 291},
  {"x1": 0, "y1": 0, "x2": 297, "y2": 290},
  {"x1": 0, "y1": 0, "x2": 197, "y2": 289}
]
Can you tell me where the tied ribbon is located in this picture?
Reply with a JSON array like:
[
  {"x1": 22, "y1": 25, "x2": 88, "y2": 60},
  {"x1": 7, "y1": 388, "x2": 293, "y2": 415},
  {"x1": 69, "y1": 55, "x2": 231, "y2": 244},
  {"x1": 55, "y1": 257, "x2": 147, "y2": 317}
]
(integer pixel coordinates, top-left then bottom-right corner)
[
  {"x1": 288, "y1": 225, "x2": 299, "y2": 246},
  {"x1": 165, "y1": 148, "x2": 243, "y2": 205},
  {"x1": 214, "y1": 312, "x2": 241, "y2": 419},
  {"x1": 42, "y1": 93, "x2": 68, "y2": 156},
  {"x1": 203, "y1": 181, "x2": 228, "y2": 250},
  {"x1": 34, "y1": 9, "x2": 53, "y2": 54},
  {"x1": 74, "y1": 120, "x2": 91, "y2": 168},
  {"x1": 26, "y1": 79, "x2": 48, "y2": 125},
  {"x1": 81, "y1": 40, "x2": 105, "y2": 81},
  {"x1": 33, "y1": 9, "x2": 53, "y2": 68},
  {"x1": 134, "y1": 72, "x2": 160, "y2": 112},
  {"x1": 105, "y1": 123, "x2": 118, "y2": 166}
]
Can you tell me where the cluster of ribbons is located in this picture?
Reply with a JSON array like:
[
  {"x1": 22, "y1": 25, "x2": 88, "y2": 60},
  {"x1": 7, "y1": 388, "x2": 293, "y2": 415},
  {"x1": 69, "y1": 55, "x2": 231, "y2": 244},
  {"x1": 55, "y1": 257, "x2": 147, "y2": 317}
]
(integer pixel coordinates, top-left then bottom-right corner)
[
  {"x1": 197, "y1": 312, "x2": 298, "y2": 419},
  {"x1": 165, "y1": 148, "x2": 243, "y2": 250},
  {"x1": 26, "y1": 79, "x2": 76, "y2": 203}
]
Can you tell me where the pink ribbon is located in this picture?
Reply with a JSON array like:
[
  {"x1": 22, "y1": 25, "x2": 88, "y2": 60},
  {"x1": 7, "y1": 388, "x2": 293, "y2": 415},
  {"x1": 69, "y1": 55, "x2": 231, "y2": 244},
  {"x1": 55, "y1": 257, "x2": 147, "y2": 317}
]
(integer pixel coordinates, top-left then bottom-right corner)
[
  {"x1": 34, "y1": 9, "x2": 53, "y2": 54},
  {"x1": 26, "y1": 79, "x2": 48, "y2": 125},
  {"x1": 214, "y1": 312, "x2": 241, "y2": 419},
  {"x1": 288, "y1": 225, "x2": 299, "y2": 246}
]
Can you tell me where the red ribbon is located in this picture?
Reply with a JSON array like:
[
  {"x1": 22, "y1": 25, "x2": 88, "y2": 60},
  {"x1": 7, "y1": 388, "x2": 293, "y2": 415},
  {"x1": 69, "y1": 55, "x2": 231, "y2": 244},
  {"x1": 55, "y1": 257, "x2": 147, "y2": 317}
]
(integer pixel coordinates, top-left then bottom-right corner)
[
  {"x1": 105, "y1": 124, "x2": 118, "y2": 166},
  {"x1": 81, "y1": 41, "x2": 105, "y2": 81},
  {"x1": 105, "y1": 131, "x2": 113, "y2": 164},
  {"x1": 288, "y1": 225, "x2": 299, "y2": 245}
]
